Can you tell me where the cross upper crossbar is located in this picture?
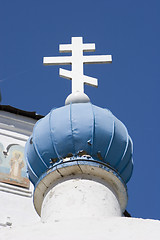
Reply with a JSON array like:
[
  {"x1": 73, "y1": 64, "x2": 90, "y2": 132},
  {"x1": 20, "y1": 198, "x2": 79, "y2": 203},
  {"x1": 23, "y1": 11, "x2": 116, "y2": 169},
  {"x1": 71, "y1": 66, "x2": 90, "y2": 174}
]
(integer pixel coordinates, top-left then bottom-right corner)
[{"x1": 43, "y1": 37, "x2": 112, "y2": 93}]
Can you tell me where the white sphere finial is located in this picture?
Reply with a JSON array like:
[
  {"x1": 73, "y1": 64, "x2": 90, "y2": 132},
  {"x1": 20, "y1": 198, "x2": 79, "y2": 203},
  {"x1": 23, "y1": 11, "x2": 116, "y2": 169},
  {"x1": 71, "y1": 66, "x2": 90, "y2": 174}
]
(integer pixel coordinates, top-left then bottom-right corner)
[{"x1": 65, "y1": 91, "x2": 90, "y2": 105}]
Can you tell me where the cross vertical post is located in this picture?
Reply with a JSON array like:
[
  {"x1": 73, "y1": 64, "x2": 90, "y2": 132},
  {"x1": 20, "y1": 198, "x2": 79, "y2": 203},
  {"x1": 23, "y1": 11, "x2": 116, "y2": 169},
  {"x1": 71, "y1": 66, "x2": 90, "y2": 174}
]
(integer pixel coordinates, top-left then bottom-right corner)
[{"x1": 71, "y1": 37, "x2": 84, "y2": 93}]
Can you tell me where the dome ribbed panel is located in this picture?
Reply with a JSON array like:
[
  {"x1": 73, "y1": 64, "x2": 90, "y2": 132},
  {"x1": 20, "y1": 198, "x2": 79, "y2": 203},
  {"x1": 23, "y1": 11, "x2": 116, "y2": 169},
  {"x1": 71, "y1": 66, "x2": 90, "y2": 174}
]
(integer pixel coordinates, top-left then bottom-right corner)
[
  {"x1": 71, "y1": 103, "x2": 93, "y2": 155},
  {"x1": 116, "y1": 137, "x2": 132, "y2": 172},
  {"x1": 28, "y1": 138, "x2": 47, "y2": 177},
  {"x1": 92, "y1": 105, "x2": 114, "y2": 160},
  {"x1": 121, "y1": 157, "x2": 133, "y2": 183},
  {"x1": 104, "y1": 116, "x2": 128, "y2": 168},
  {"x1": 27, "y1": 161, "x2": 38, "y2": 184},
  {"x1": 49, "y1": 105, "x2": 75, "y2": 158},
  {"x1": 33, "y1": 114, "x2": 58, "y2": 163},
  {"x1": 25, "y1": 137, "x2": 39, "y2": 185}
]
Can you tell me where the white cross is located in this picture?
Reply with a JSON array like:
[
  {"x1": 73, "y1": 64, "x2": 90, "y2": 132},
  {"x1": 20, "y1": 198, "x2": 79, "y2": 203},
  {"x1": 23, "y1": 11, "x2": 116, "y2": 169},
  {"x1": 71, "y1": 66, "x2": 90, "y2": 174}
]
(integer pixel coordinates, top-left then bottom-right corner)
[{"x1": 43, "y1": 37, "x2": 112, "y2": 94}]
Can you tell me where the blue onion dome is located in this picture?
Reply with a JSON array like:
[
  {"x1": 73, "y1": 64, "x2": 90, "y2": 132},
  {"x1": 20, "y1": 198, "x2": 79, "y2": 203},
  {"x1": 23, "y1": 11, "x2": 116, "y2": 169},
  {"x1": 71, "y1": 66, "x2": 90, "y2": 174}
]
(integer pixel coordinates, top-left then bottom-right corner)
[{"x1": 25, "y1": 102, "x2": 133, "y2": 186}]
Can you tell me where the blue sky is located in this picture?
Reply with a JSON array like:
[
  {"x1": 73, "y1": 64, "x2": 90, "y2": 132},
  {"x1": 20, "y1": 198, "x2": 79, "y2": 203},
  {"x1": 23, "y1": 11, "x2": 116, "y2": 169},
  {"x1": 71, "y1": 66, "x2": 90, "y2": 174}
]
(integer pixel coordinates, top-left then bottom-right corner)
[{"x1": 0, "y1": 0, "x2": 160, "y2": 220}]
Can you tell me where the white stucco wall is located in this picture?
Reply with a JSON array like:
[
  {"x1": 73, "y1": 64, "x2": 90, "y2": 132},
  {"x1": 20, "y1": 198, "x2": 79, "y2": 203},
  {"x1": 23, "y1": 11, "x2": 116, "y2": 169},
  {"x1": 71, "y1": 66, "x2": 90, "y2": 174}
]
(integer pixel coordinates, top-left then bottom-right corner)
[
  {"x1": 1, "y1": 216, "x2": 160, "y2": 240},
  {"x1": 0, "y1": 183, "x2": 40, "y2": 227}
]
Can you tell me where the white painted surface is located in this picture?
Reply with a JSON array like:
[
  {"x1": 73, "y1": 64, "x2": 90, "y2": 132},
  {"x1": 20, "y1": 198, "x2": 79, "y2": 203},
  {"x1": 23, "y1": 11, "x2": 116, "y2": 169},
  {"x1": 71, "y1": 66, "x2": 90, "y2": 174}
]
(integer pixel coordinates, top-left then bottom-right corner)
[
  {"x1": 43, "y1": 37, "x2": 112, "y2": 94},
  {"x1": 41, "y1": 178, "x2": 122, "y2": 223},
  {"x1": 0, "y1": 109, "x2": 36, "y2": 153},
  {"x1": 0, "y1": 182, "x2": 32, "y2": 197},
  {"x1": 0, "y1": 111, "x2": 36, "y2": 136},
  {"x1": 0, "y1": 130, "x2": 27, "y2": 151},
  {"x1": 1, "y1": 217, "x2": 160, "y2": 240},
  {"x1": 0, "y1": 183, "x2": 39, "y2": 227}
]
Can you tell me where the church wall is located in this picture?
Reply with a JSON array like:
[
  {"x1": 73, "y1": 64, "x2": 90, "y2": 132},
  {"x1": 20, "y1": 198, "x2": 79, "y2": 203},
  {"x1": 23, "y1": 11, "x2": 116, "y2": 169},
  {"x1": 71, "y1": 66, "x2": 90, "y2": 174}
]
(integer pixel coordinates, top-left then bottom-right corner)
[{"x1": 0, "y1": 111, "x2": 40, "y2": 227}]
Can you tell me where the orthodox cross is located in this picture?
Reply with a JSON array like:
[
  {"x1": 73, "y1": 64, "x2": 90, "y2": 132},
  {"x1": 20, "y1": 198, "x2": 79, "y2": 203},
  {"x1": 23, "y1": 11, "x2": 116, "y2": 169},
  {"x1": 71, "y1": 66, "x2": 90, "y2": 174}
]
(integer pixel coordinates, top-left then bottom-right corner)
[{"x1": 43, "y1": 37, "x2": 112, "y2": 94}]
